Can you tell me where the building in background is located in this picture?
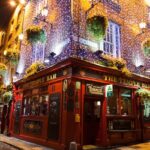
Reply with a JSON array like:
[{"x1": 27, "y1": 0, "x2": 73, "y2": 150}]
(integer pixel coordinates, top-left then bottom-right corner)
[{"x1": 8, "y1": 0, "x2": 150, "y2": 150}]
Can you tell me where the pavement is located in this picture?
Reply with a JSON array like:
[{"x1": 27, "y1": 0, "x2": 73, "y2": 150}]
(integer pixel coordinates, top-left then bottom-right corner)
[
  {"x1": 0, "y1": 134, "x2": 150, "y2": 150},
  {"x1": 110, "y1": 142, "x2": 150, "y2": 150},
  {"x1": 0, "y1": 134, "x2": 54, "y2": 150}
]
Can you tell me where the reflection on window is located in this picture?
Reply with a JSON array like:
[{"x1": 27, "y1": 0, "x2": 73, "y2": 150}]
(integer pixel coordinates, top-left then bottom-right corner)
[
  {"x1": 107, "y1": 87, "x2": 118, "y2": 115},
  {"x1": 144, "y1": 99, "x2": 150, "y2": 122},
  {"x1": 23, "y1": 95, "x2": 48, "y2": 116},
  {"x1": 107, "y1": 87, "x2": 132, "y2": 115},
  {"x1": 120, "y1": 88, "x2": 132, "y2": 115}
]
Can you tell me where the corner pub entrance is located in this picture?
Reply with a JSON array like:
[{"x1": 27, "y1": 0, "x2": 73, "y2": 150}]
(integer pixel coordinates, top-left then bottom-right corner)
[{"x1": 9, "y1": 58, "x2": 150, "y2": 150}]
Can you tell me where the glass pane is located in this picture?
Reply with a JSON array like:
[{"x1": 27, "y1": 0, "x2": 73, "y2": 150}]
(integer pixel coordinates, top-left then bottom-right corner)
[
  {"x1": 120, "y1": 88, "x2": 132, "y2": 115},
  {"x1": 143, "y1": 99, "x2": 150, "y2": 122},
  {"x1": 39, "y1": 95, "x2": 49, "y2": 115},
  {"x1": 31, "y1": 96, "x2": 39, "y2": 115},
  {"x1": 107, "y1": 87, "x2": 118, "y2": 115},
  {"x1": 23, "y1": 97, "x2": 31, "y2": 116}
]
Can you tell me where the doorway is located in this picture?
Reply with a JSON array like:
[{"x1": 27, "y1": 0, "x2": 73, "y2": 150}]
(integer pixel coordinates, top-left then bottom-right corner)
[{"x1": 83, "y1": 96, "x2": 101, "y2": 145}]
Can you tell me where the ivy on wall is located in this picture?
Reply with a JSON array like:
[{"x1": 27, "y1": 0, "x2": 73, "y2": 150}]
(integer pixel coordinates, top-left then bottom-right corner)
[
  {"x1": 26, "y1": 26, "x2": 47, "y2": 44},
  {"x1": 143, "y1": 40, "x2": 150, "y2": 57},
  {"x1": 0, "y1": 63, "x2": 7, "y2": 76},
  {"x1": 86, "y1": 15, "x2": 108, "y2": 41}
]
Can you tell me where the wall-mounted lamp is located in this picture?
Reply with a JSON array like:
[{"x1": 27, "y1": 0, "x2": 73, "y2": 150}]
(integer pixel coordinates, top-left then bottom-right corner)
[
  {"x1": 41, "y1": 7, "x2": 49, "y2": 17},
  {"x1": 139, "y1": 22, "x2": 147, "y2": 29},
  {"x1": 34, "y1": 7, "x2": 49, "y2": 24},
  {"x1": 44, "y1": 52, "x2": 56, "y2": 64},
  {"x1": 134, "y1": 65, "x2": 145, "y2": 74},
  {"x1": 20, "y1": 0, "x2": 26, "y2": 5},
  {"x1": 10, "y1": 0, "x2": 17, "y2": 7},
  {"x1": 94, "y1": 50, "x2": 103, "y2": 56},
  {"x1": 145, "y1": 0, "x2": 150, "y2": 7},
  {"x1": 19, "y1": 33, "x2": 24, "y2": 40}
]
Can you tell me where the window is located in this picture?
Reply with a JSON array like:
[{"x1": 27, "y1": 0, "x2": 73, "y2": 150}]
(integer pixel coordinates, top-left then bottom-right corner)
[
  {"x1": 23, "y1": 94, "x2": 49, "y2": 116},
  {"x1": 32, "y1": 44, "x2": 45, "y2": 63},
  {"x1": 107, "y1": 87, "x2": 118, "y2": 115},
  {"x1": 120, "y1": 88, "x2": 132, "y2": 115},
  {"x1": 143, "y1": 99, "x2": 150, "y2": 122},
  {"x1": 143, "y1": 40, "x2": 150, "y2": 58},
  {"x1": 107, "y1": 86, "x2": 132, "y2": 115},
  {"x1": 36, "y1": 0, "x2": 48, "y2": 16},
  {"x1": 103, "y1": 21, "x2": 121, "y2": 57}
]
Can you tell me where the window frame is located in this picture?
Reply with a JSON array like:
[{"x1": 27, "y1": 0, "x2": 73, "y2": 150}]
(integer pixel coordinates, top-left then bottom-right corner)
[
  {"x1": 103, "y1": 21, "x2": 121, "y2": 57},
  {"x1": 107, "y1": 86, "x2": 133, "y2": 116}
]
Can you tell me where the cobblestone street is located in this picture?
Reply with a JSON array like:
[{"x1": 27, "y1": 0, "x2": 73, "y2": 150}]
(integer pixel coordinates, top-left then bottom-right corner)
[
  {"x1": 0, "y1": 134, "x2": 54, "y2": 150},
  {"x1": 0, "y1": 142, "x2": 20, "y2": 150},
  {"x1": 0, "y1": 134, "x2": 150, "y2": 150}
]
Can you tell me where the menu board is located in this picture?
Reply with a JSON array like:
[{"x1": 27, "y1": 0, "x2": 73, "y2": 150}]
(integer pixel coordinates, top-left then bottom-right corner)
[{"x1": 48, "y1": 93, "x2": 60, "y2": 140}]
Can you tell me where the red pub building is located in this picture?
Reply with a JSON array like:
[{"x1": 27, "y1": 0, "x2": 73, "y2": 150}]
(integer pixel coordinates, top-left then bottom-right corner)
[
  {"x1": 5, "y1": 0, "x2": 150, "y2": 150},
  {"x1": 9, "y1": 58, "x2": 150, "y2": 150}
]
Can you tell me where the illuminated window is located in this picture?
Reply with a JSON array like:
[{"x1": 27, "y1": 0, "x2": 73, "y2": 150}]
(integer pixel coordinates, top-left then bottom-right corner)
[
  {"x1": 32, "y1": 44, "x2": 45, "y2": 63},
  {"x1": 144, "y1": 99, "x2": 150, "y2": 122},
  {"x1": 143, "y1": 40, "x2": 150, "y2": 57},
  {"x1": 107, "y1": 87, "x2": 132, "y2": 115},
  {"x1": 103, "y1": 21, "x2": 121, "y2": 57},
  {"x1": 36, "y1": 0, "x2": 48, "y2": 15}
]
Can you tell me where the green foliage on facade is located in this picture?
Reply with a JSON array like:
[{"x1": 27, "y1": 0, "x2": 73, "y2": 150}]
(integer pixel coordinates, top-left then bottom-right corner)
[
  {"x1": 0, "y1": 63, "x2": 7, "y2": 76},
  {"x1": 26, "y1": 26, "x2": 47, "y2": 44},
  {"x1": 136, "y1": 88, "x2": 150, "y2": 98},
  {"x1": 87, "y1": 15, "x2": 108, "y2": 40},
  {"x1": 24, "y1": 61, "x2": 46, "y2": 78}
]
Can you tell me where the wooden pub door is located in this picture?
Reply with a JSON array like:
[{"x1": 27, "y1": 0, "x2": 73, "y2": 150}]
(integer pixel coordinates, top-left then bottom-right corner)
[{"x1": 83, "y1": 96, "x2": 101, "y2": 145}]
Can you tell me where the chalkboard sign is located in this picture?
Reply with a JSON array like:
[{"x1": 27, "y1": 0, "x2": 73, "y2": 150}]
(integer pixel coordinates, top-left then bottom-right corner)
[
  {"x1": 14, "y1": 101, "x2": 21, "y2": 134},
  {"x1": 48, "y1": 93, "x2": 60, "y2": 140}
]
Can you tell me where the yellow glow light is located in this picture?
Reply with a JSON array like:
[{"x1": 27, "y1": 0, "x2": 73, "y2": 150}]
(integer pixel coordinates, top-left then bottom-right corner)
[
  {"x1": 139, "y1": 22, "x2": 146, "y2": 29},
  {"x1": 4, "y1": 50, "x2": 7, "y2": 56},
  {"x1": 41, "y1": 8, "x2": 49, "y2": 17},
  {"x1": 20, "y1": 0, "x2": 26, "y2": 5},
  {"x1": 145, "y1": 0, "x2": 150, "y2": 6},
  {"x1": 19, "y1": 33, "x2": 24, "y2": 40},
  {"x1": 80, "y1": 0, "x2": 91, "y2": 11},
  {"x1": 10, "y1": 0, "x2": 17, "y2": 7}
]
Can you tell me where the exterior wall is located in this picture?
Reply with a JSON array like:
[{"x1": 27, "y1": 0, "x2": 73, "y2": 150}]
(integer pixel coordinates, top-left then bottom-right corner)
[
  {"x1": 71, "y1": 0, "x2": 150, "y2": 74},
  {"x1": 9, "y1": 58, "x2": 150, "y2": 150},
  {"x1": 17, "y1": 0, "x2": 72, "y2": 74},
  {"x1": 4, "y1": 0, "x2": 147, "y2": 78}
]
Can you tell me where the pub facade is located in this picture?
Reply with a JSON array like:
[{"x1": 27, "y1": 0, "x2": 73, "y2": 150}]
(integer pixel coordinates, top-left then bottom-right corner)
[
  {"x1": 6, "y1": 0, "x2": 150, "y2": 149},
  {"x1": 9, "y1": 58, "x2": 150, "y2": 150}
]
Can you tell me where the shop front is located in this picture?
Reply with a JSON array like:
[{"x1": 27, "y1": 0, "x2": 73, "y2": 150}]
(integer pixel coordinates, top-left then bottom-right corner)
[{"x1": 9, "y1": 58, "x2": 150, "y2": 150}]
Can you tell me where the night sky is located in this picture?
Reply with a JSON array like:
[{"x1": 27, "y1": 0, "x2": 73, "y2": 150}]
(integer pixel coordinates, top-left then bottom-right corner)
[{"x1": 0, "y1": 0, "x2": 16, "y2": 30}]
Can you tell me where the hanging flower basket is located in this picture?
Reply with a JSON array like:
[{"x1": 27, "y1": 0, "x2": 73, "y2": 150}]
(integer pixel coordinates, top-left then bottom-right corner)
[
  {"x1": 26, "y1": 26, "x2": 47, "y2": 44},
  {"x1": 7, "y1": 84, "x2": 13, "y2": 91},
  {"x1": 87, "y1": 15, "x2": 108, "y2": 40},
  {"x1": 136, "y1": 88, "x2": 150, "y2": 98},
  {"x1": 0, "y1": 63, "x2": 7, "y2": 76},
  {"x1": 4, "y1": 49, "x2": 19, "y2": 65},
  {"x1": 3, "y1": 91, "x2": 12, "y2": 103},
  {"x1": 121, "y1": 67, "x2": 132, "y2": 77},
  {"x1": 24, "y1": 61, "x2": 46, "y2": 78}
]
